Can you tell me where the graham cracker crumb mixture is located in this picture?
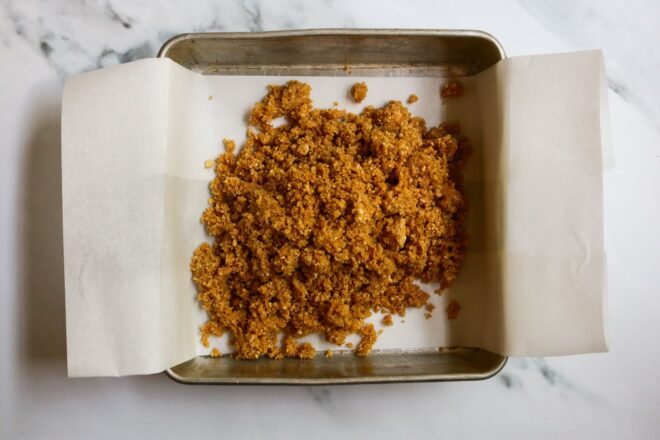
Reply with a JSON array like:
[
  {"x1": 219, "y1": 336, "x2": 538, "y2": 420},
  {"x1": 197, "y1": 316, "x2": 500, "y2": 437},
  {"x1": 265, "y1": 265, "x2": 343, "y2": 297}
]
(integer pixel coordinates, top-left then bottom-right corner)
[
  {"x1": 351, "y1": 82, "x2": 368, "y2": 103},
  {"x1": 407, "y1": 94, "x2": 419, "y2": 104},
  {"x1": 191, "y1": 80, "x2": 467, "y2": 360},
  {"x1": 441, "y1": 81, "x2": 463, "y2": 98},
  {"x1": 223, "y1": 138, "x2": 236, "y2": 154},
  {"x1": 446, "y1": 299, "x2": 461, "y2": 320}
]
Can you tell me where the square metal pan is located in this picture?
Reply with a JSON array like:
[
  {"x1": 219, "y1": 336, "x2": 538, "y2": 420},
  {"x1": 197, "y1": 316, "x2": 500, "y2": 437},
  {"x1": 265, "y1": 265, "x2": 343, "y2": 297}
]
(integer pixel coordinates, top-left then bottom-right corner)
[{"x1": 159, "y1": 29, "x2": 507, "y2": 385}]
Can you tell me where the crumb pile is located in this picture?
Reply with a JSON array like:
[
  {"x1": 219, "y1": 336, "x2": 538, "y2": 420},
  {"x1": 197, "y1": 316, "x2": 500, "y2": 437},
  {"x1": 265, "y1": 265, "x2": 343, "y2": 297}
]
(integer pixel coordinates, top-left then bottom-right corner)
[{"x1": 191, "y1": 81, "x2": 467, "y2": 359}]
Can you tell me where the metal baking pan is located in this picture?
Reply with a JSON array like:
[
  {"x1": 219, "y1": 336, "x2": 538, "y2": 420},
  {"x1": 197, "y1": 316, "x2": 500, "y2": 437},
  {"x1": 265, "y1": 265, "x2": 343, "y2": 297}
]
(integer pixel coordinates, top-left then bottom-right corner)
[{"x1": 159, "y1": 29, "x2": 507, "y2": 385}]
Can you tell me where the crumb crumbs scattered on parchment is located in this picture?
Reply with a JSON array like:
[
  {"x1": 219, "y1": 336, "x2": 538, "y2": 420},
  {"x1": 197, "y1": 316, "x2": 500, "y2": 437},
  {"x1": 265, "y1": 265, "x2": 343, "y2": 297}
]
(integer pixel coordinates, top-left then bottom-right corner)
[
  {"x1": 192, "y1": 80, "x2": 467, "y2": 360},
  {"x1": 446, "y1": 300, "x2": 461, "y2": 320},
  {"x1": 208, "y1": 95, "x2": 214, "y2": 101},
  {"x1": 407, "y1": 94, "x2": 419, "y2": 104},
  {"x1": 424, "y1": 313, "x2": 432, "y2": 320},
  {"x1": 333, "y1": 101, "x2": 339, "y2": 106},
  {"x1": 343, "y1": 63, "x2": 352, "y2": 74},
  {"x1": 351, "y1": 82, "x2": 368, "y2": 103},
  {"x1": 204, "y1": 159, "x2": 215, "y2": 169},
  {"x1": 382, "y1": 314, "x2": 394, "y2": 326},
  {"x1": 441, "y1": 81, "x2": 463, "y2": 98},
  {"x1": 324, "y1": 350, "x2": 334, "y2": 358},
  {"x1": 345, "y1": 342, "x2": 354, "y2": 349},
  {"x1": 210, "y1": 348, "x2": 221, "y2": 358}
]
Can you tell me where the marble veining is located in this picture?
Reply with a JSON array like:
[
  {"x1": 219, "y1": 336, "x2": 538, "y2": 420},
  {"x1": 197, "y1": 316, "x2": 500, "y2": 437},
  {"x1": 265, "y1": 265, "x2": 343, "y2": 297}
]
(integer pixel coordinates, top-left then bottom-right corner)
[{"x1": 2, "y1": 0, "x2": 659, "y2": 438}]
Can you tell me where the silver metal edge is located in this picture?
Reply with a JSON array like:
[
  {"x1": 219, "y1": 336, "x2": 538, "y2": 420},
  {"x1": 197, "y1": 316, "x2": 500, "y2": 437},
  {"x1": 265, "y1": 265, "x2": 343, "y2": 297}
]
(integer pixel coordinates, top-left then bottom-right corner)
[
  {"x1": 157, "y1": 28, "x2": 506, "y2": 60},
  {"x1": 164, "y1": 351, "x2": 507, "y2": 385}
]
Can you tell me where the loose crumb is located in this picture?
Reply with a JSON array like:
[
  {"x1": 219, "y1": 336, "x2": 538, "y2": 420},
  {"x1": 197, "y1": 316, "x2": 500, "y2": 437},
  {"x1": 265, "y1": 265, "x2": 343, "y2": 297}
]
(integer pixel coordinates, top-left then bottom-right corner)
[
  {"x1": 204, "y1": 159, "x2": 215, "y2": 169},
  {"x1": 425, "y1": 303, "x2": 435, "y2": 312},
  {"x1": 407, "y1": 94, "x2": 418, "y2": 104},
  {"x1": 333, "y1": 101, "x2": 339, "y2": 106},
  {"x1": 324, "y1": 350, "x2": 334, "y2": 358},
  {"x1": 343, "y1": 64, "x2": 352, "y2": 74},
  {"x1": 377, "y1": 329, "x2": 384, "y2": 335},
  {"x1": 441, "y1": 81, "x2": 463, "y2": 98},
  {"x1": 424, "y1": 313, "x2": 432, "y2": 320},
  {"x1": 222, "y1": 138, "x2": 236, "y2": 154},
  {"x1": 208, "y1": 95, "x2": 214, "y2": 101},
  {"x1": 350, "y1": 82, "x2": 368, "y2": 103},
  {"x1": 210, "y1": 347, "x2": 221, "y2": 358},
  {"x1": 382, "y1": 314, "x2": 394, "y2": 326},
  {"x1": 355, "y1": 324, "x2": 376, "y2": 356},
  {"x1": 345, "y1": 342, "x2": 354, "y2": 349},
  {"x1": 192, "y1": 80, "x2": 467, "y2": 360},
  {"x1": 446, "y1": 300, "x2": 461, "y2": 320}
]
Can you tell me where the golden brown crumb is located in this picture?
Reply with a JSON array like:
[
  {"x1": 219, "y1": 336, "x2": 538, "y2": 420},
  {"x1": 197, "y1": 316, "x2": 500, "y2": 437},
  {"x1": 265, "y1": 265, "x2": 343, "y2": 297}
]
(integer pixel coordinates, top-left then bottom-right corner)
[
  {"x1": 446, "y1": 300, "x2": 461, "y2": 320},
  {"x1": 208, "y1": 95, "x2": 214, "y2": 101},
  {"x1": 204, "y1": 159, "x2": 215, "y2": 169},
  {"x1": 351, "y1": 82, "x2": 368, "y2": 103},
  {"x1": 222, "y1": 138, "x2": 236, "y2": 154},
  {"x1": 441, "y1": 81, "x2": 463, "y2": 98},
  {"x1": 210, "y1": 348, "x2": 221, "y2": 358},
  {"x1": 424, "y1": 313, "x2": 432, "y2": 320},
  {"x1": 191, "y1": 80, "x2": 467, "y2": 360},
  {"x1": 407, "y1": 94, "x2": 418, "y2": 104},
  {"x1": 345, "y1": 342, "x2": 354, "y2": 349},
  {"x1": 355, "y1": 324, "x2": 376, "y2": 356},
  {"x1": 333, "y1": 101, "x2": 339, "y2": 106},
  {"x1": 377, "y1": 329, "x2": 383, "y2": 335},
  {"x1": 382, "y1": 314, "x2": 394, "y2": 326},
  {"x1": 425, "y1": 303, "x2": 435, "y2": 312},
  {"x1": 324, "y1": 350, "x2": 334, "y2": 358}
]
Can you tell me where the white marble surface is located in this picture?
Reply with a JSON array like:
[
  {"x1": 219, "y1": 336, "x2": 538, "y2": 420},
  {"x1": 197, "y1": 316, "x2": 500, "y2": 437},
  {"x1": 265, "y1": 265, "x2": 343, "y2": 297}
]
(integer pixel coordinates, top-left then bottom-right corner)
[{"x1": 1, "y1": 0, "x2": 659, "y2": 438}]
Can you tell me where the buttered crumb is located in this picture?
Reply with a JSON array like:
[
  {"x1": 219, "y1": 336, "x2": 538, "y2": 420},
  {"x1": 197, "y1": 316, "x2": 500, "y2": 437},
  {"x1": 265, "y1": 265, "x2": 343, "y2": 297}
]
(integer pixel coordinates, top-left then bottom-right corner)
[
  {"x1": 223, "y1": 138, "x2": 235, "y2": 154},
  {"x1": 407, "y1": 94, "x2": 419, "y2": 104},
  {"x1": 350, "y1": 82, "x2": 368, "y2": 103},
  {"x1": 441, "y1": 81, "x2": 463, "y2": 98},
  {"x1": 446, "y1": 300, "x2": 461, "y2": 320}
]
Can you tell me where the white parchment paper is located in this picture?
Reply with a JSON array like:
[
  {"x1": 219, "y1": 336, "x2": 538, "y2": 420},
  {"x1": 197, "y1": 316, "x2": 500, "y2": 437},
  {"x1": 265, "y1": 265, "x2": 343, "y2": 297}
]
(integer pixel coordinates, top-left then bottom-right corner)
[{"x1": 62, "y1": 51, "x2": 608, "y2": 377}]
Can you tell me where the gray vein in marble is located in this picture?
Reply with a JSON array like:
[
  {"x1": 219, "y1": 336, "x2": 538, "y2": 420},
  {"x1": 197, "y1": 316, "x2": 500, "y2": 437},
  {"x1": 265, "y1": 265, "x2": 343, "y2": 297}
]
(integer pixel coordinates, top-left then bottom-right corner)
[
  {"x1": 498, "y1": 372, "x2": 522, "y2": 389},
  {"x1": 241, "y1": 0, "x2": 264, "y2": 32},
  {"x1": 307, "y1": 387, "x2": 337, "y2": 415},
  {"x1": 504, "y1": 358, "x2": 608, "y2": 406},
  {"x1": 105, "y1": 2, "x2": 132, "y2": 29}
]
